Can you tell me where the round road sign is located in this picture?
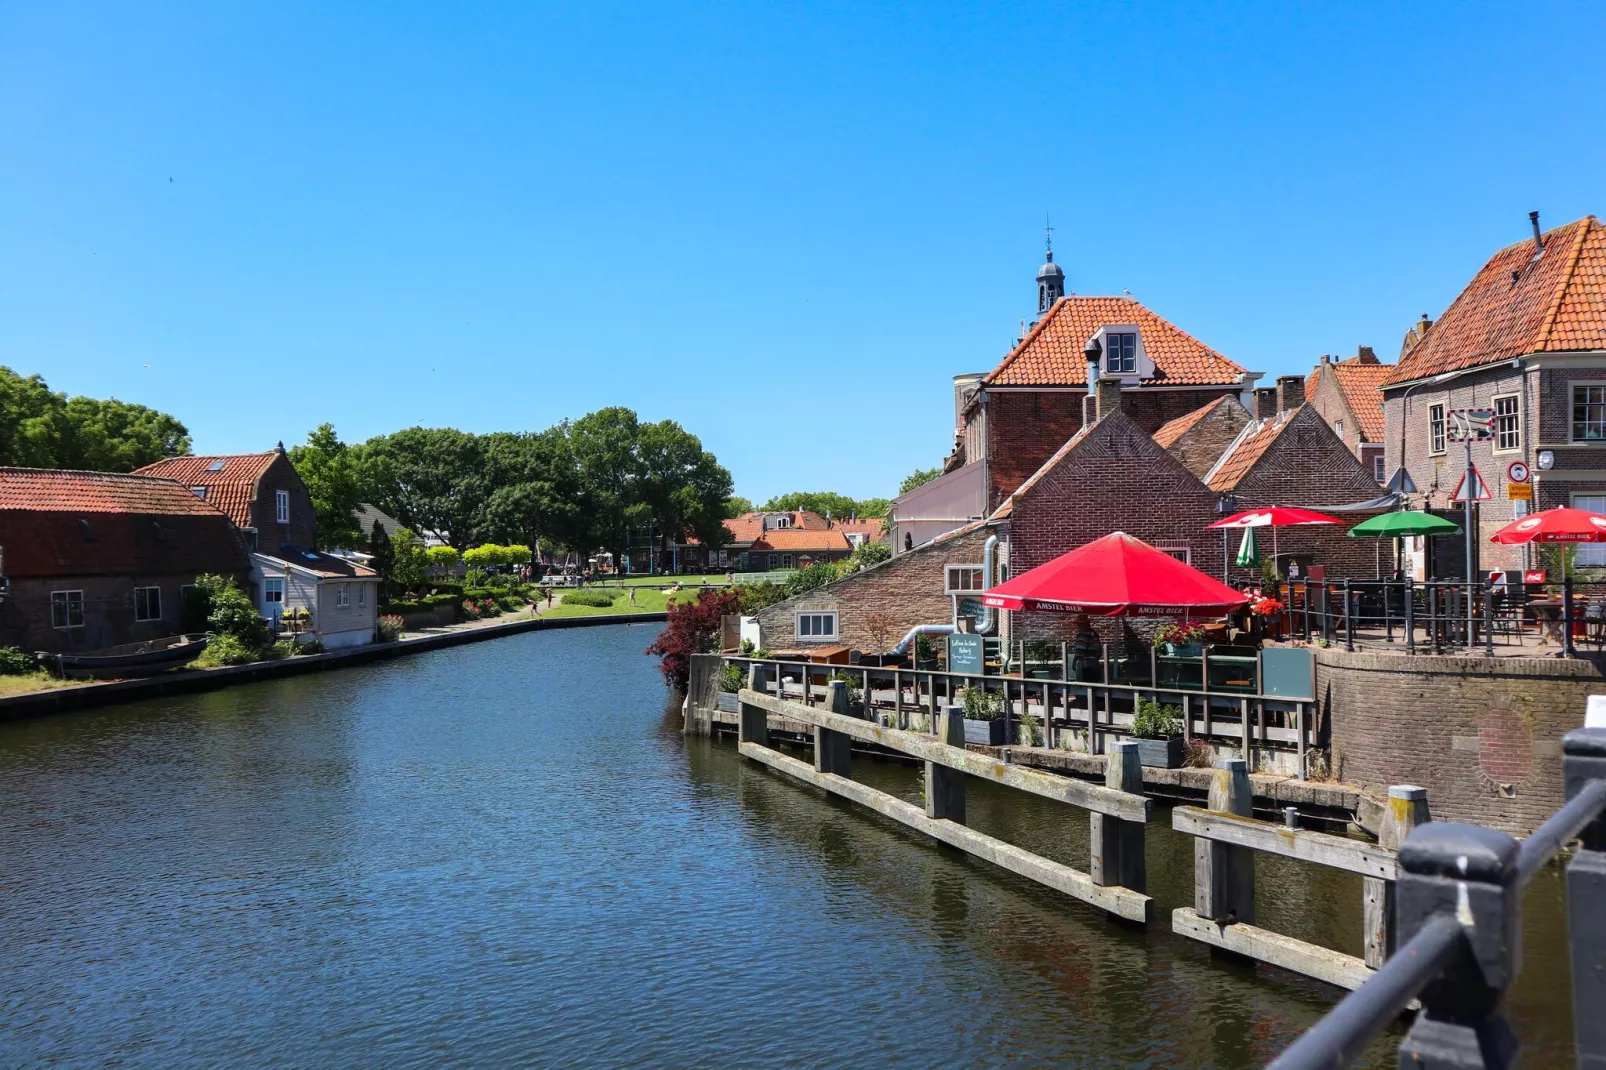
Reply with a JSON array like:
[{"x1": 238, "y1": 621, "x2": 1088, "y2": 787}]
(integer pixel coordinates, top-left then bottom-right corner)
[{"x1": 1507, "y1": 461, "x2": 1531, "y2": 483}]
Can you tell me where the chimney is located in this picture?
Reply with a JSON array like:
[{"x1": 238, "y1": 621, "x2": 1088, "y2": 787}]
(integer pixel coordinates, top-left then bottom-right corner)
[
  {"x1": 1356, "y1": 345, "x2": 1377, "y2": 364},
  {"x1": 1530, "y1": 210, "x2": 1544, "y2": 253},
  {"x1": 1095, "y1": 377, "x2": 1122, "y2": 422},
  {"x1": 1276, "y1": 374, "x2": 1305, "y2": 415},
  {"x1": 1253, "y1": 387, "x2": 1278, "y2": 420},
  {"x1": 1320, "y1": 353, "x2": 1331, "y2": 365}
]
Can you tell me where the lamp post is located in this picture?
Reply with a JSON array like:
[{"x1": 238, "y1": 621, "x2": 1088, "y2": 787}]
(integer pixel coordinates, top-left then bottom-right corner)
[{"x1": 1216, "y1": 492, "x2": 1238, "y2": 582}]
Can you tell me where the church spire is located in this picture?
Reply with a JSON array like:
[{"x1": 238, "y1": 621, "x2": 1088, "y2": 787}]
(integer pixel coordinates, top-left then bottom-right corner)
[{"x1": 1035, "y1": 216, "x2": 1065, "y2": 315}]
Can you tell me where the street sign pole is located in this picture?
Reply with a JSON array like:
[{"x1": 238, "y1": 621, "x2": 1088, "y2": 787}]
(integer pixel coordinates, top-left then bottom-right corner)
[{"x1": 1466, "y1": 434, "x2": 1476, "y2": 648}]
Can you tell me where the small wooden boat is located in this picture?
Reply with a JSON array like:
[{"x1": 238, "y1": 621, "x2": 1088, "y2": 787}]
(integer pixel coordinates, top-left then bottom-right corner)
[{"x1": 36, "y1": 635, "x2": 210, "y2": 679}]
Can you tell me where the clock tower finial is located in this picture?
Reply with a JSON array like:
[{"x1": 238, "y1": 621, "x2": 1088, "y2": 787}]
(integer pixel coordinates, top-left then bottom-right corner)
[{"x1": 1035, "y1": 215, "x2": 1065, "y2": 316}]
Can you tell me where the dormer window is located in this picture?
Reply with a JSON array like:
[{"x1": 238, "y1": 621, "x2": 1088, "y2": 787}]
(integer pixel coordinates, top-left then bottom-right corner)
[
  {"x1": 775, "y1": 515, "x2": 791, "y2": 529},
  {"x1": 1106, "y1": 332, "x2": 1138, "y2": 375},
  {"x1": 191, "y1": 486, "x2": 207, "y2": 500}
]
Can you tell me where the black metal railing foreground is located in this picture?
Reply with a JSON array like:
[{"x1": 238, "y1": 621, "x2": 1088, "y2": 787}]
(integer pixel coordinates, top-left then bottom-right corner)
[{"x1": 1269, "y1": 726, "x2": 1606, "y2": 1069}]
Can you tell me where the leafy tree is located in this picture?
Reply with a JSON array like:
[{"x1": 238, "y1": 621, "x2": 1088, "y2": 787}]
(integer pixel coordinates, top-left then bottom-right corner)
[
  {"x1": 847, "y1": 541, "x2": 891, "y2": 570},
  {"x1": 0, "y1": 367, "x2": 69, "y2": 467},
  {"x1": 854, "y1": 497, "x2": 891, "y2": 519},
  {"x1": 195, "y1": 574, "x2": 269, "y2": 650},
  {"x1": 463, "y1": 544, "x2": 506, "y2": 568},
  {"x1": 636, "y1": 418, "x2": 733, "y2": 553},
  {"x1": 899, "y1": 467, "x2": 942, "y2": 495},
  {"x1": 390, "y1": 528, "x2": 430, "y2": 591},
  {"x1": 426, "y1": 546, "x2": 461, "y2": 568},
  {"x1": 783, "y1": 562, "x2": 841, "y2": 597},
  {"x1": 759, "y1": 491, "x2": 860, "y2": 520},
  {"x1": 288, "y1": 424, "x2": 365, "y2": 550},
  {"x1": 0, "y1": 366, "x2": 190, "y2": 471},
  {"x1": 476, "y1": 428, "x2": 590, "y2": 553},
  {"x1": 645, "y1": 588, "x2": 742, "y2": 692},
  {"x1": 361, "y1": 428, "x2": 487, "y2": 548},
  {"x1": 368, "y1": 520, "x2": 395, "y2": 593},
  {"x1": 724, "y1": 495, "x2": 753, "y2": 518}
]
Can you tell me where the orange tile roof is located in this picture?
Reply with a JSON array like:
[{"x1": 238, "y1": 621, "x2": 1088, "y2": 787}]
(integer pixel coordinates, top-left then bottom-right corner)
[
  {"x1": 1329, "y1": 360, "x2": 1392, "y2": 442},
  {"x1": 0, "y1": 467, "x2": 233, "y2": 515},
  {"x1": 831, "y1": 517, "x2": 884, "y2": 538},
  {"x1": 750, "y1": 528, "x2": 852, "y2": 553},
  {"x1": 1385, "y1": 216, "x2": 1606, "y2": 385},
  {"x1": 981, "y1": 296, "x2": 1246, "y2": 387},
  {"x1": 1153, "y1": 396, "x2": 1232, "y2": 449},
  {"x1": 1205, "y1": 409, "x2": 1301, "y2": 491},
  {"x1": 134, "y1": 452, "x2": 278, "y2": 529}
]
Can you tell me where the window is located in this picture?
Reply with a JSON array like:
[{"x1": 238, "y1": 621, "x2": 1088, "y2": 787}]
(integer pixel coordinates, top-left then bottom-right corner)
[
  {"x1": 51, "y1": 590, "x2": 84, "y2": 629},
  {"x1": 1578, "y1": 496, "x2": 1606, "y2": 567},
  {"x1": 946, "y1": 564, "x2": 985, "y2": 593},
  {"x1": 1373, "y1": 455, "x2": 1387, "y2": 482},
  {"x1": 134, "y1": 586, "x2": 161, "y2": 622},
  {"x1": 1158, "y1": 547, "x2": 1190, "y2": 564},
  {"x1": 1574, "y1": 386, "x2": 1606, "y2": 442},
  {"x1": 1105, "y1": 332, "x2": 1137, "y2": 374},
  {"x1": 357, "y1": 583, "x2": 366, "y2": 608},
  {"x1": 781, "y1": 554, "x2": 793, "y2": 568},
  {"x1": 775, "y1": 515, "x2": 791, "y2": 529},
  {"x1": 796, "y1": 611, "x2": 838, "y2": 641},
  {"x1": 1428, "y1": 403, "x2": 1446, "y2": 455},
  {"x1": 336, "y1": 583, "x2": 350, "y2": 608},
  {"x1": 1333, "y1": 419, "x2": 1343, "y2": 439},
  {"x1": 190, "y1": 486, "x2": 208, "y2": 500},
  {"x1": 207, "y1": 459, "x2": 225, "y2": 472},
  {"x1": 263, "y1": 578, "x2": 285, "y2": 605},
  {"x1": 767, "y1": 554, "x2": 780, "y2": 568},
  {"x1": 1494, "y1": 394, "x2": 1521, "y2": 452},
  {"x1": 276, "y1": 489, "x2": 290, "y2": 524}
]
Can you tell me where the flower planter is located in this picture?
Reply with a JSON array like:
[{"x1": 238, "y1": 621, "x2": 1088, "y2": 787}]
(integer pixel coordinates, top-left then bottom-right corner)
[
  {"x1": 1133, "y1": 735, "x2": 1184, "y2": 768},
  {"x1": 1161, "y1": 641, "x2": 1204, "y2": 658},
  {"x1": 964, "y1": 717, "x2": 1007, "y2": 746},
  {"x1": 715, "y1": 692, "x2": 740, "y2": 713}
]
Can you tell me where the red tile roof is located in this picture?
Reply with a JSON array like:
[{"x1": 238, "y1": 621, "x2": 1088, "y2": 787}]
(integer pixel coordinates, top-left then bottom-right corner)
[
  {"x1": 1329, "y1": 361, "x2": 1392, "y2": 442},
  {"x1": 1205, "y1": 410, "x2": 1301, "y2": 491},
  {"x1": 686, "y1": 510, "x2": 834, "y2": 547},
  {"x1": 1385, "y1": 216, "x2": 1606, "y2": 385},
  {"x1": 0, "y1": 468, "x2": 232, "y2": 515},
  {"x1": 831, "y1": 517, "x2": 885, "y2": 539},
  {"x1": 134, "y1": 453, "x2": 278, "y2": 529},
  {"x1": 1153, "y1": 395, "x2": 1233, "y2": 449},
  {"x1": 981, "y1": 296, "x2": 1246, "y2": 388},
  {"x1": 750, "y1": 528, "x2": 852, "y2": 554}
]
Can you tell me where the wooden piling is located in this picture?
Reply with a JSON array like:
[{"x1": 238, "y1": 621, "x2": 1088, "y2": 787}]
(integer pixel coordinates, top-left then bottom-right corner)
[
  {"x1": 1197, "y1": 758, "x2": 1255, "y2": 924},
  {"x1": 740, "y1": 662, "x2": 770, "y2": 747},
  {"x1": 1363, "y1": 784, "x2": 1430, "y2": 968},
  {"x1": 814, "y1": 680, "x2": 852, "y2": 776},
  {"x1": 1091, "y1": 741, "x2": 1146, "y2": 892},
  {"x1": 926, "y1": 705, "x2": 966, "y2": 823}
]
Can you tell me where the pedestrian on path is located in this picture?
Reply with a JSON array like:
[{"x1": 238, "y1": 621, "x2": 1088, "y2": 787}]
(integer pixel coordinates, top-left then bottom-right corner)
[{"x1": 629, "y1": 587, "x2": 637, "y2": 606}]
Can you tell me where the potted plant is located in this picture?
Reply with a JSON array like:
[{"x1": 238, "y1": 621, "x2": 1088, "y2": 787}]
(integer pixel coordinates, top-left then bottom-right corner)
[
  {"x1": 715, "y1": 662, "x2": 744, "y2": 712},
  {"x1": 1131, "y1": 695, "x2": 1184, "y2": 767},
  {"x1": 1153, "y1": 621, "x2": 1207, "y2": 657},
  {"x1": 914, "y1": 633, "x2": 938, "y2": 671},
  {"x1": 1024, "y1": 640, "x2": 1059, "y2": 680},
  {"x1": 957, "y1": 685, "x2": 1007, "y2": 746}
]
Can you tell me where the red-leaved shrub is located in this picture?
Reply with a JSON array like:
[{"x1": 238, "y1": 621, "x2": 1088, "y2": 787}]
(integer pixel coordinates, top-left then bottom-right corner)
[{"x1": 645, "y1": 589, "x2": 742, "y2": 692}]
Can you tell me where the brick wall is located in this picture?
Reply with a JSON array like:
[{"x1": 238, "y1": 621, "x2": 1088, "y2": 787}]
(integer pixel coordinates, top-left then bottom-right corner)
[
  {"x1": 1318, "y1": 647, "x2": 1606, "y2": 835},
  {"x1": 251, "y1": 452, "x2": 320, "y2": 550},
  {"x1": 1309, "y1": 366, "x2": 1368, "y2": 457},
  {"x1": 1168, "y1": 398, "x2": 1251, "y2": 478},
  {"x1": 756, "y1": 527, "x2": 994, "y2": 651},
  {"x1": 0, "y1": 571, "x2": 249, "y2": 653}
]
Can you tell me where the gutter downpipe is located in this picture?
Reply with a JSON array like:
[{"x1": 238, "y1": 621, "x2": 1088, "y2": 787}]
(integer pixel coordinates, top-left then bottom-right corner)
[{"x1": 891, "y1": 533, "x2": 1000, "y2": 654}]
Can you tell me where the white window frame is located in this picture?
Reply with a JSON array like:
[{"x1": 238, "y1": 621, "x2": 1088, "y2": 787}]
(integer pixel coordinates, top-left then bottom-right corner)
[
  {"x1": 134, "y1": 585, "x2": 162, "y2": 622},
  {"x1": 357, "y1": 583, "x2": 366, "y2": 608},
  {"x1": 1157, "y1": 546, "x2": 1191, "y2": 564},
  {"x1": 781, "y1": 554, "x2": 793, "y2": 568},
  {"x1": 336, "y1": 583, "x2": 350, "y2": 608},
  {"x1": 1571, "y1": 382, "x2": 1606, "y2": 444},
  {"x1": 768, "y1": 554, "x2": 780, "y2": 568},
  {"x1": 190, "y1": 486, "x2": 208, "y2": 500},
  {"x1": 1492, "y1": 393, "x2": 1522, "y2": 454},
  {"x1": 51, "y1": 590, "x2": 85, "y2": 629},
  {"x1": 1373, "y1": 454, "x2": 1387, "y2": 482},
  {"x1": 1105, "y1": 331, "x2": 1138, "y2": 375},
  {"x1": 1333, "y1": 419, "x2": 1343, "y2": 440},
  {"x1": 1428, "y1": 402, "x2": 1446, "y2": 456},
  {"x1": 796, "y1": 610, "x2": 839, "y2": 642},
  {"x1": 263, "y1": 577, "x2": 285, "y2": 605},
  {"x1": 276, "y1": 489, "x2": 290, "y2": 524},
  {"x1": 945, "y1": 563, "x2": 986, "y2": 594}
]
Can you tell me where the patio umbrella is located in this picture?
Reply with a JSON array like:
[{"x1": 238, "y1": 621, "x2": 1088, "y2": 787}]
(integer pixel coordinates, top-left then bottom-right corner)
[
  {"x1": 1348, "y1": 510, "x2": 1462, "y2": 578},
  {"x1": 1489, "y1": 507, "x2": 1606, "y2": 579},
  {"x1": 1207, "y1": 506, "x2": 1343, "y2": 574},
  {"x1": 1235, "y1": 527, "x2": 1260, "y2": 569},
  {"x1": 982, "y1": 532, "x2": 1249, "y2": 617}
]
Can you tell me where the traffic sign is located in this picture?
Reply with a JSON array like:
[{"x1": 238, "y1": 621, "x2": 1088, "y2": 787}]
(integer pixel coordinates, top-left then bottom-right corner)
[
  {"x1": 1451, "y1": 464, "x2": 1493, "y2": 501},
  {"x1": 1506, "y1": 460, "x2": 1531, "y2": 483},
  {"x1": 1447, "y1": 408, "x2": 1496, "y2": 442},
  {"x1": 1507, "y1": 481, "x2": 1533, "y2": 501}
]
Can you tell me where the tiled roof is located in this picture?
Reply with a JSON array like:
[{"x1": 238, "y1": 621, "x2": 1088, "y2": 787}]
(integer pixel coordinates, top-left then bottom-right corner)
[
  {"x1": 687, "y1": 511, "x2": 834, "y2": 547},
  {"x1": 1385, "y1": 216, "x2": 1606, "y2": 386},
  {"x1": 981, "y1": 296, "x2": 1246, "y2": 387},
  {"x1": 1205, "y1": 409, "x2": 1301, "y2": 491},
  {"x1": 1329, "y1": 361, "x2": 1392, "y2": 442},
  {"x1": 750, "y1": 528, "x2": 852, "y2": 553},
  {"x1": 831, "y1": 517, "x2": 885, "y2": 538},
  {"x1": 256, "y1": 547, "x2": 377, "y2": 579},
  {"x1": 0, "y1": 468, "x2": 233, "y2": 515},
  {"x1": 134, "y1": 453, "x2": 278, "y2": 529},
  {"x1": 1153, "y1": 396, "x2": 1232, "y2": 449}
]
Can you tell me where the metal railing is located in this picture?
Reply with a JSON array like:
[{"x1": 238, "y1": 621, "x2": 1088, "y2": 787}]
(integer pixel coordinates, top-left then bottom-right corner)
[{"x1": 1269, "y1": 726, "x2": 1606, "y2": 1068}]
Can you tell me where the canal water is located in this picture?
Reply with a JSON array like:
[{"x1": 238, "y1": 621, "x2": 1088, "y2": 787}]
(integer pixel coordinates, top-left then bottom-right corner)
[{"x1": 0, "y1": 624, "x2": 1577, "y2": 1067}]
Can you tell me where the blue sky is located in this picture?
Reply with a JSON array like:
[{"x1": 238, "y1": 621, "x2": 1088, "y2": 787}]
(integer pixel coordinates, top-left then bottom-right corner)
[{"x1": 3, "y1": 2, "x2": 1603, "y2": 503}]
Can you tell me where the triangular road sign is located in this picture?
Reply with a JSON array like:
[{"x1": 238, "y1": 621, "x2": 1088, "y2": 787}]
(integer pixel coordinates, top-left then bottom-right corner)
[
  {"x1": 1452, "y1": 464, "x2": 1493, "y2": 502},
  {"x1": 1385, "y1": 466, "x2": 1418, "y2": 495}
]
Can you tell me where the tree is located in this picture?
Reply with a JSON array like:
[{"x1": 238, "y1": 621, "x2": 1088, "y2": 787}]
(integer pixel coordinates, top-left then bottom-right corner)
[
  {"x1": 900, "y1": 467, "x2": 942, "y2": 495},
  {"x1": 636, "y1": 418, "x2": 733, "y2": 553},
  {"x1": 426, "y1": 546, "x2": 461, "y2": 569},
  {"x1": 724, "y1": 495, "x2": 753, "y2": 518},
  {"x1": 288, "y1": 424, "x2": 366, "y2": 550},
  {"x1": 0, "y1": 366, "x2": 190, "y2": 471},
  {"x1": 476, "y1": 428, "x2": 590, "y2": 553},
  {"x1": 361, "y1": 428, "x2": 487, "y2": 548},
  {"x1": 854, "y1": 497, "x2": 892, "y2": 519},
  {"x1": 645, "y1": 588, "x2": 742, "y2": 692},
  {"x1": 368, "y1": 520, "x2": 395, "y2": 594},
  {"x1": 390, "y1": 528, "x2": 430, "y2": 592}
]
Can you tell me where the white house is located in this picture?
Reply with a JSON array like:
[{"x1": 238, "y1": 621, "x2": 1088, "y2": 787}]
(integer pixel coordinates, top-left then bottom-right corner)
[{"x1": 250, "y1": 548, "x2": 382, "y2": 650}]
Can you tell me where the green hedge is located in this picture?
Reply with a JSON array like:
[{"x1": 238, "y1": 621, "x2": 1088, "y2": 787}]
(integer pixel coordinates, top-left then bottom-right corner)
[
  {"x1": 381, "y1": 593, "x2": 458, "y2": 614},
  {"x1": 561, "y1": 589, "x2": 617, "y2": 608}
]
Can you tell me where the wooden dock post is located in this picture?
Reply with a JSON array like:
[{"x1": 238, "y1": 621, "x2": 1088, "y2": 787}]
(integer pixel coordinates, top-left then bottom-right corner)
[
  {"x1": 1197, "y1": 758, "x2": 1254, "y2": 924},
  {"x1": 740, "y1": 663, "x2": 769, "y2": 747},
  {"x1": 812, "y1": 680, "x2": 853, "y2": 776},
  {"x1": 1363, "y1": 784, "x2": 1429, "y2": 968},
  {"x1": 1091, "y1": 740, "x2": 1145, "y2": 893},
  {"x1": 926, "y1": 704, "x2": 966, "y2": 823}
]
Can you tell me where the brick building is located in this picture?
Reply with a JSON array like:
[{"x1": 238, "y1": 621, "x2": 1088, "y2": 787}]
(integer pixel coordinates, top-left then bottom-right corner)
[
  {"x1": 136, "y1": 445, "x2": 317, "y2": 552},
  {"x1": 668, "y1": 510, "x2": 854, "y2": 572},
  {"x1": 0, "y1": 468, "x2": 250, "y2": 653},
  {"x1": 1152, "y1": 394, "x2": 1252, "y2": 479},
  {"x1": 1305, "y1": 347, "x2": 1391, "y2": 483},
  {"x1": 1381, "y1": 213, "x2": 1606, "y2": 574}
]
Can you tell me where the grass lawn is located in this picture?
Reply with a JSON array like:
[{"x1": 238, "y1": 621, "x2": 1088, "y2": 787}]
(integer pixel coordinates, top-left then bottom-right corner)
[
  {"x1": 0, "y1": 672, "x2": 93, "y2": 698},
  {"x1": 540, "y1": 587, "x2": 699, "y2": 618},
  {"x1": 591, "y1": 574, "x2": 730, "y2": 587}
]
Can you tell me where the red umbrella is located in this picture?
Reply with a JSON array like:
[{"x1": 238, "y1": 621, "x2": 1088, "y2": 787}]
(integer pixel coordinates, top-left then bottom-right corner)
[
  {"x1": 1207, "y1": 506, "x2": 1343, "y2": 570},
  {"x1": 1489, "y1": 507, "x2": 1606, "y2": 579},
  {"x1": 982, "y1": 532, "x2": 1250, "y2": 617}
]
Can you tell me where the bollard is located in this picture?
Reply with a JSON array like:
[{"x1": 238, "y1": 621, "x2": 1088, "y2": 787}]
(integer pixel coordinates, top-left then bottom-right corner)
[
  {"x1": 1405, "y1": 577, "x2": 1416, "y2": 655},
  {"x1": 1484, "y1": 587, "x2": 1496, "y2": 657},
  {"x1": 1563, "y1": 728, "x2": 1606, "y2": 1065},
  {"x1": 1363, "y1": 784, "x2": 1430, "y2": 969},
  {"x1": 1197, "y1": 758, "x2": 1254, "y2": 924},
  {"x1": 1090, "y1": 741, "x2": 1145, "y2": 893},
  {"x1": 926, "y1": 704, "x2": 966, "y2": 823},
  {"x1": 1394, "y1": 822, "x2": 1521, "y2": 1067},
  {"x1": 1343, "y1": 580, "x2": 1354, "y2": 652},
  {"x1": 739, "y1": 662, "x2": 769, "y2": 748},
  {"x1": 1283, "y1": 806, "x2": 1299, "y2": 829},
  {"x1": 814, "y1": 680, "x2": 852, "y2": 776}
]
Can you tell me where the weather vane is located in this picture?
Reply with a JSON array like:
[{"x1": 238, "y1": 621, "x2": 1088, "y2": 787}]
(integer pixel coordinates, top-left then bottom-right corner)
[{"x1": 1045, "y1": 213, "x2": 1054, "y2": 255}]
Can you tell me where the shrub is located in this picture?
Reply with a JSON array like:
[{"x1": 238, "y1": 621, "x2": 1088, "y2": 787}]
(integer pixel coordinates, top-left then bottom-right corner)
[
  {"x1": 426, "y1": 546, "x2": 461, "y2": 569},
  {"x1": 847, "y1": 541, "x2": 891, "y2": 571},
  {"x1": 716, "y1": 662, "x2": 745, "y2": 693},
  {"x1": 198, "y1": 634, "x2": 260, "y2": 666},
  {"x1": 376, "y1": 615, "x2": 405, "y2": 642},
  {"x1": 291, "y1": 637, "x2": 325, "y2": 656},
  {"x1": 738, "y1": 581, "x2": 785, "y2": 613},
  {"x1": 195, "y1": 574, "x2": 269, "y2": 650},
  {"x1": 784, "y1": 563, "x2": 841, "y2": 598},
  {"x1": 645, "y1": 589, "x2": 742, "y2": 692},
  {"x1": 959, "y1": 684, "x2": 1004, "y2": 721},
  {"x1": 1132, "y1": 696, "x2": 1183, "y2": 740},
  {"x1": 0, "y1": 646, "x2": 38, "y2": 675},
  {"x1": 563, "y1": 590, "x2": 617, "y2": 608}
]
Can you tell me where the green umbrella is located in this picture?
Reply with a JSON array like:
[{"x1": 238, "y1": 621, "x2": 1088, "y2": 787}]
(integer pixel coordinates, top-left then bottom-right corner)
[
  {"x1": 1346, "y1": 511, "x2": 1462, "y2": 538},
  {"x1": 1235, "y1": 526, "x2": 1260, "y2": 568}
]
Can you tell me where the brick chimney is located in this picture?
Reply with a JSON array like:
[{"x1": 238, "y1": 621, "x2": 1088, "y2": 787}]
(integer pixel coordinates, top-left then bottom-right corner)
[
  {"x1": 1096, "y1": 377, "x2": 1122, "y2": 422},
  {"x1": 1355, "y1": 345, "x2": 1378, "y2": 364},
  {"x1": 1254, "y1": 387, "x2": 1278, "y2": 420},
  {"x1": 1275, "y1": 375, "x2": 1305, "y2": 415}
]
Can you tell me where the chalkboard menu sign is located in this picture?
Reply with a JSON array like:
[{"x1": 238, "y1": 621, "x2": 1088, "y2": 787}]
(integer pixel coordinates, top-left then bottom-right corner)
[{"x1": 947, "y1": 633, "x2": 984, "y2": 675}]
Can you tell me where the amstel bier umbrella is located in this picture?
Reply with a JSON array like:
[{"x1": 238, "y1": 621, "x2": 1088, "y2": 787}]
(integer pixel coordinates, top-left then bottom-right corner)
[
  {"x1": 982, "y1": 532, "x2": 1250, "y2": 617},
  {"x1": 1489, "y1": 507, "x2": 1606, "y2": 579},
  {"x1": 1207, "y1": 506, "x2": 1343, "y2": 571}
]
